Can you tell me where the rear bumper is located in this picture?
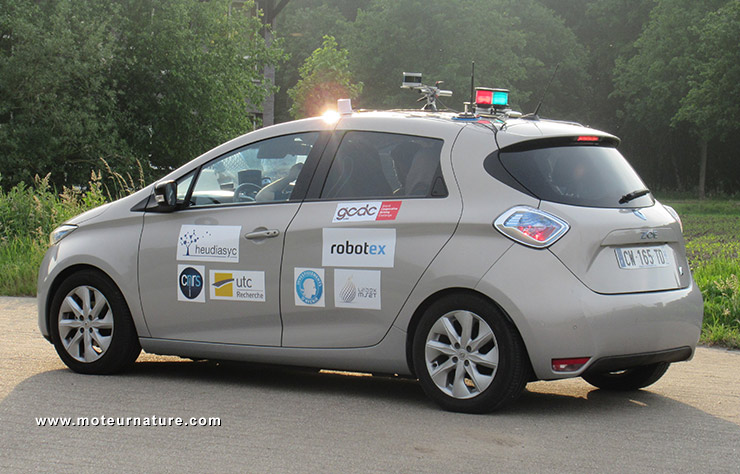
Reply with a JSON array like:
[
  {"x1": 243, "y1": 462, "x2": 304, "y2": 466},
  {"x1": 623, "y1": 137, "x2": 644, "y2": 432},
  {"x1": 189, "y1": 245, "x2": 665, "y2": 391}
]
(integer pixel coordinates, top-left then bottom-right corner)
[
  {"x1": 476, "y1": 244, "x2": 703, "y2": 380},
  {"x1": 582, "y1": 346, "x2": 692, "y2": 376}
]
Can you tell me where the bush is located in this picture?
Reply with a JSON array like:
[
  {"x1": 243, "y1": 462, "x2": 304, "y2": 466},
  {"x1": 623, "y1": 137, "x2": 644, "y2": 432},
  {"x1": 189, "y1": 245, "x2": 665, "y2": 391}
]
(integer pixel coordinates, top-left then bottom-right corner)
[{"x1": 0, "y1": 168, "x2": 130, "y2": 296}]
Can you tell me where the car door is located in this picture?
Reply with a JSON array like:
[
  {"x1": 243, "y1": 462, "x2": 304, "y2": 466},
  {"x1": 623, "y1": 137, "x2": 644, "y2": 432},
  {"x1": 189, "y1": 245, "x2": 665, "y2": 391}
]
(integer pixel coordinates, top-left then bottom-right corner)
[
  {"x1": 280, "y1": 122, "x2": 463, "y2": 348},
  {"x1": 138, "y1": 131, "x2": 324, "y2": 345}
]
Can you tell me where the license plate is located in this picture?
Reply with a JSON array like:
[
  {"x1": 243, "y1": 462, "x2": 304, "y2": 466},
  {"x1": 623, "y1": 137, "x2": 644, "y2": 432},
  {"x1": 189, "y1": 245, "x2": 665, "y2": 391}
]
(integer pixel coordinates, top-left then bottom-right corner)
[{"x1": 615, "y1": 246, "x2": 670, "y2": 269}]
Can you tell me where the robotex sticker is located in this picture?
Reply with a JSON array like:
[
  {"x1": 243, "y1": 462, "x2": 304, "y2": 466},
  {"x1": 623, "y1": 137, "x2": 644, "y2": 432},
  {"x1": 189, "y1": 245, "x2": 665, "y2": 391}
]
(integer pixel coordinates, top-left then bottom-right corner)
[
  {"x1": 294, "y1": 268, "x2": 325, "y2": 307},
  {"x1": 332, "y1": 201, "x2": 402, "y2": 223},
  {"x1": 322, "y1": 228, "x2": 396, "y2": 268},
  {"x1": 334, "y1": 269, "x2": 381, "y2": 310},
  {"x1": 209, "y1": 270, "x2": 265, "y2": 302},
  {"x1": 177, "y1": 225, "x2": 241, "y2": 263},
  {"x1": 177, "y1": 265, "x2": 205, "y2": 303}
]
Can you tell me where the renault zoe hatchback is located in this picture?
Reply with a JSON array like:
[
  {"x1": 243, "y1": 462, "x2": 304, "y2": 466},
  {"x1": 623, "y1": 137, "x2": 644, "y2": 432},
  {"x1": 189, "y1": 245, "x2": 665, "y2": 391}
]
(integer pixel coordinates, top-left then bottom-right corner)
[{"x1": 38, "y1": 107, "x2": 703, "y2": 413}]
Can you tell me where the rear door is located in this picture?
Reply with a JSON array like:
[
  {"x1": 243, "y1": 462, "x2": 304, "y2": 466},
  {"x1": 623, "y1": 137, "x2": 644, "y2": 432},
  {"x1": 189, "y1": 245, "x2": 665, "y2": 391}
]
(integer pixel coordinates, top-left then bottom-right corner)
[{"x1": 280, "y1": 120, "x2": 463, "y2": 348}]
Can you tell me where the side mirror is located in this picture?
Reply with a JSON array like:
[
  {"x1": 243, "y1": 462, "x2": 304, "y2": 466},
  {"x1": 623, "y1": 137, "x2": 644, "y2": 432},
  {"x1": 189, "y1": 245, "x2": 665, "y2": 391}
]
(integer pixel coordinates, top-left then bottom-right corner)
[{"x1": 153, "y1": 180, "x2": 177, "y2": 212}]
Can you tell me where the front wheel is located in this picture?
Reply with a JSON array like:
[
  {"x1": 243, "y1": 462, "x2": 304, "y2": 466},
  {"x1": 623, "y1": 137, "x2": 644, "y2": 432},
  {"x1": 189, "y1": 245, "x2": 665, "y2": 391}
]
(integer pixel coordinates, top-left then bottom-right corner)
[
  {"x1": 582, "y1": 362, "x2": 670, "y2": 391},
  {"x1": 49, "y1": 270, "x2": 141, "y2": 374},
  {"x1": 412, "y1": 294, "x2": 529, "y2": 413}
]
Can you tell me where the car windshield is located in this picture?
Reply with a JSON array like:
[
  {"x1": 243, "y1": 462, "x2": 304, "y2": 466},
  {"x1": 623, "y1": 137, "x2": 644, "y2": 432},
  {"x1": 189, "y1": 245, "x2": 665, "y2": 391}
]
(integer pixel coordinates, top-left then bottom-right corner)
[{"x1": 499, "y1": 145, "x2": 654, "y2": 208}]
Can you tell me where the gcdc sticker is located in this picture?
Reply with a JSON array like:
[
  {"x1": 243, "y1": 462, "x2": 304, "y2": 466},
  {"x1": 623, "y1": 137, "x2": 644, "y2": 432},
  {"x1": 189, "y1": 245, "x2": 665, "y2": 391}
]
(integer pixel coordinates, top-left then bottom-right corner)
[
  {"x1": 294, "y1": 268, "x2": 325, "y2": 307},
  {"x1": 332, "y1": 201, "x2": 402, "y2": 223},
  {"x1": 334, "y1": 269, "x2": 381, "y2": 310},
  {"x1": 177, "y1": 225, "x2": 241, "y2": 263},
  {"x1": 209, "y1": 270, "x2": 266, "y2": 302},
  {"x1": 177, "y1": 265, "x2": 205, "y2": 303}
]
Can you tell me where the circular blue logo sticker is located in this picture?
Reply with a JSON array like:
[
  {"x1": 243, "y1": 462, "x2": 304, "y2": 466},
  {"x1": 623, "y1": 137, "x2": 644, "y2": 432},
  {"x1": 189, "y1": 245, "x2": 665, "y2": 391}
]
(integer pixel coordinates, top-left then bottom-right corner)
[
  {"x1": 179, "y1": 266, "x2": 203, "y2": 300},
  {"x1": 296, "y1": 270, "x2": 323, "y2": 305}
]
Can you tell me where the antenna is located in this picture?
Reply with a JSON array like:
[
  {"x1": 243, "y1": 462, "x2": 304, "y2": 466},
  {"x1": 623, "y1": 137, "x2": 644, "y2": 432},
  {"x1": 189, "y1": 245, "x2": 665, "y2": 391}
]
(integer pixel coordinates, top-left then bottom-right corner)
[
  {"x1": 532, "y1": 63, "x2": 560, "y2": 117},
  {"x1": 470, "y1": 61, "x2": 475, "y2": 108}
]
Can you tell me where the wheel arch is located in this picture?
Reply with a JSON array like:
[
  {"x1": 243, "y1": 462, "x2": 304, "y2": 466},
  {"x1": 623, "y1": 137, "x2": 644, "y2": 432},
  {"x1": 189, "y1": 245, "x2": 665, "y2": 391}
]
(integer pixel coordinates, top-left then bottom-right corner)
[
  {"x1": 404, "y1": 287, "x2": 534, "y2": 380},
  {"x1": 45, "y1": 264, "x2": 135, "y2": 336}
]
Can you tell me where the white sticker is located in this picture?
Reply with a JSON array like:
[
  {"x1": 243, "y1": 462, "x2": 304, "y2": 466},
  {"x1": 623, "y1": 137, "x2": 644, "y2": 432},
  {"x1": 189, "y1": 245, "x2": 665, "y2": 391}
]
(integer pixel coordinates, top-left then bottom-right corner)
[
  {"x1": 294, "y1": 268, "x2": 325, "y2": 307},
  {"x1": 177, "y1": 225, "x2": 241, "y2": 263},
  {"x1": 177, "y1": 265, "x2": 206, "y2": 303},
  {"x1": 334, "y1": 269, "x2": 381, "y2": 310},
  {"x1": 322, "y1": 228, "x2": 396, "y2": 268},
  {"x1": 333, "y1": 201, "x2": 402, "y2": 223},
  {"x1": 209, "y1": 270, "x2": 265, "y2": 302}
]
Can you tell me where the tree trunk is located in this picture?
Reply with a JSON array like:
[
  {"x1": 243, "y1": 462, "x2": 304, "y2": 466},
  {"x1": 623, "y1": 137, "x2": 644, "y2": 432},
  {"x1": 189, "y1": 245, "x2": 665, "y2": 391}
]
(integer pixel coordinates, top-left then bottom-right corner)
[{"x1": 698, "y1": 138, "x2": 707, "y2": 200}]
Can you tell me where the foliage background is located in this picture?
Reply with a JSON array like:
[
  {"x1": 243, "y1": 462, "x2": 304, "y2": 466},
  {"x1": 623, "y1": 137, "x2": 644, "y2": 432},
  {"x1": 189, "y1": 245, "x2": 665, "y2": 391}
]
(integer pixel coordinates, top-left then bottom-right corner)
[
  {"x1": 275, "y1": 0, "x2": 740, "y2": 197},
  {"x1": 0, "y1": 0, "x2": 282, "y2": 187}
]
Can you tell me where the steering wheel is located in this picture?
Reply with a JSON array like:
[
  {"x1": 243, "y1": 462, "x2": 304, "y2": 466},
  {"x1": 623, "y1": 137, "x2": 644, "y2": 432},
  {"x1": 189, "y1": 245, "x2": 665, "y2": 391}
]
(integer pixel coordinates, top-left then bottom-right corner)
[{"x1": 233, "y1": 182, "x2": 262, "y2": 202}]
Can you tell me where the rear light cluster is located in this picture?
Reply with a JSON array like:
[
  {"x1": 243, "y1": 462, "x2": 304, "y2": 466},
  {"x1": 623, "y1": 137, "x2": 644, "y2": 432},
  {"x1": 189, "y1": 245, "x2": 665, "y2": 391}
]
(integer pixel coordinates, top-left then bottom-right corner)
[
  {"x1": 552, "y1": 357, "x2": 591, "y2": 373},
  {"x1": 663, "y1": 205, "x2": 683, "y2": 233},
  {"x1": 494, "y1": 206, "x2": 569, "y2": 248}
]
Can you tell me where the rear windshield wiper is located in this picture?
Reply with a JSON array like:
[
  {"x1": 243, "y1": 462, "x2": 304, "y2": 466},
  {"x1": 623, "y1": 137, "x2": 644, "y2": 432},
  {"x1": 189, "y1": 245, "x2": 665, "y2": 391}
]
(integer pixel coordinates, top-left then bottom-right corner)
[{"x1": 619, "y1": 188, "x2": 651, "y2": 204}]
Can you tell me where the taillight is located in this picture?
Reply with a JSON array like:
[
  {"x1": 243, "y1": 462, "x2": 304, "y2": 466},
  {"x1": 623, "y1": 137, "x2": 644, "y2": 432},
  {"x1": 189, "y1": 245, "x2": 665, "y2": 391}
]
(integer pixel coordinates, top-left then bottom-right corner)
[
  {"x1": 663, "y1": 205, "x2": 683, "y2": 233},
  {"x1": 552, "y1": 357, "x2": 590, "y2": 372},
  {"x1": 494, "y1": 206, "x2": 569, "y2": 248}
]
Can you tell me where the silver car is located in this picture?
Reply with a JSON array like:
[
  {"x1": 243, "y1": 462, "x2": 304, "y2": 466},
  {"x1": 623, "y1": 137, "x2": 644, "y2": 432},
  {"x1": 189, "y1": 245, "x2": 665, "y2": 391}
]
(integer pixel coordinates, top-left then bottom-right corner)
[{"x1": 38, "y1": 107, "x2": 703, "y2": 413}]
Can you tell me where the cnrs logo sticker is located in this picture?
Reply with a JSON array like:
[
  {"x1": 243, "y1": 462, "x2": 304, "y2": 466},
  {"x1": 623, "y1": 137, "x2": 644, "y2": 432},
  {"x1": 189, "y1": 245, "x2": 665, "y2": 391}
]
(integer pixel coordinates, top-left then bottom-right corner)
[
  {"x1": 322, "y1": 228, "x2": 396, "y2": 268},
  {"x1": 332, "y1": 201, "x2": 401, "y2": 223},
  {"x1": 177, "y1": 265, "x2": 205, "y2": 303}
]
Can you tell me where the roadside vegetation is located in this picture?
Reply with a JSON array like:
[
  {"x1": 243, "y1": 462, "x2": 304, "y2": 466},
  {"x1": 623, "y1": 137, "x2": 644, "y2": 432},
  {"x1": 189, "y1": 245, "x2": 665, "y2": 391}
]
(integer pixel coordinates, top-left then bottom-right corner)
[
  {"x1": 0, "y1": 169, "x2": 136, "y2": 296},
  {"x1": 1, "y1": 177, "x2": 737, "y2": 349},
  {"x1": 665, "y1": 199, "x2": 740, "y2": 348}
]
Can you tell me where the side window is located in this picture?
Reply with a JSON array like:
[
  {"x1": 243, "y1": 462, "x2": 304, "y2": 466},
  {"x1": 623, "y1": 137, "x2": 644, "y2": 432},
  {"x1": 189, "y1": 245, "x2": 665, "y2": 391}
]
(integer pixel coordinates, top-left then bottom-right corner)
[
  {"x1": 176, "y1": 171, "x2": 194, "y2": 204},
  {"x1": 320, "y1": 131, "x2": 445, "y2": 200},
  {"x1": 190, "y1": 132, "x2": 319, "y2": 207}
]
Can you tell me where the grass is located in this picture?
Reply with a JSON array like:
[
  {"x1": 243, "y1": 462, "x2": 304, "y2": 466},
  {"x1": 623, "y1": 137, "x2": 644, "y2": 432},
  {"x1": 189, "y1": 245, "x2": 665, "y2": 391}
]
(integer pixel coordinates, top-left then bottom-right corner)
[
  {"x1": 663, "y1": 199, "x2": 740, "y2": 348},
  {"x1": 0, "y1": 236, "x2": 46, "y2": 296}
]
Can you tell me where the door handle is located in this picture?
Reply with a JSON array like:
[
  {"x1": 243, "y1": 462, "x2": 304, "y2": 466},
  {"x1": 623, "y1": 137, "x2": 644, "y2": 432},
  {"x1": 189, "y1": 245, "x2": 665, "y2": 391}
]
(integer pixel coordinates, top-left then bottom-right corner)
[{"x1": 245, "y1": 229, "x2": 280, "y2": 240}]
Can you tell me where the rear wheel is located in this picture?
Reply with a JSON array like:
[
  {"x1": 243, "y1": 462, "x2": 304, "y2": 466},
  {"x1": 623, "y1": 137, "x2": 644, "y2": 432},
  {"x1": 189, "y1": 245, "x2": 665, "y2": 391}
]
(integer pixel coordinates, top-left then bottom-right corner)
[
  {"x1": 412, "y1": 294, "x2": 528, "y2": 413},
  {"x1": 49, "y1": 270, "x2": 141, "y2": 374},
  {"x1": 582, "y1": 362, "x2": 669, "y2": 391}
]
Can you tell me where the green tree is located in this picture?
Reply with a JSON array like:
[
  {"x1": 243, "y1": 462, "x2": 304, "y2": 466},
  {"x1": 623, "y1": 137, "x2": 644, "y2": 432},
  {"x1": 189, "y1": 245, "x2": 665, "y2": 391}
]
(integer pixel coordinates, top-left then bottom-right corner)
[
  {"x1": 612, "y1": 0, "x2": 728, "y2": 197},
  {"x1": 0, "y1": 0, "x2": 283, "y2": 189},
  {"x1": 542, "y1": 0, "x2": 656, "y2": 129},
  {"x1": 674, "y1": 0, "x2": 740, "y2": 197},
  {"x1": 0, "y1": 0, "x2": 130, "y2": 187},
  {"x1": 342, "y1": 0, "x2": 589, "y2": 117},
  {"x1": 275, "y1": 3, "x2": 349, "y2": 122},
  {"x1": 112, "y1": 0, "x2": 283, "y2": 174},
  {"x1": 287, "y1": 35, "x2": 362, "y2": 119}
]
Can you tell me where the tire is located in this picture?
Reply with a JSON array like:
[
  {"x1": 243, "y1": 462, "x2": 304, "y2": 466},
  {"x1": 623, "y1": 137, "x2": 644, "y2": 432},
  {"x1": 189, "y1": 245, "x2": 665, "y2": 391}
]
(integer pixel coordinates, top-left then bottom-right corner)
[
  {"x1": 412, "y1": 294, "x2": 528, "y2": 413},
  {"x1": 48, "y1": 270, "x2": 141, "y2": 374},
  {"x1": 582, "y1": 362, "x2": 669, "y2": 391}
]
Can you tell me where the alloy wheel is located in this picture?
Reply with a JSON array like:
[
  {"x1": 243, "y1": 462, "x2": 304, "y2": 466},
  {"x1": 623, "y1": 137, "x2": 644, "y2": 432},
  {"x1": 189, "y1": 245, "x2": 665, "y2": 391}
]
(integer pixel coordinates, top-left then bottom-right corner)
[
  {"x1": 424, "y1": 310, "x2": 499, "y2": 399},
  {"x1": 57, "y1": 285, "x2": 114, "y2": 363}
]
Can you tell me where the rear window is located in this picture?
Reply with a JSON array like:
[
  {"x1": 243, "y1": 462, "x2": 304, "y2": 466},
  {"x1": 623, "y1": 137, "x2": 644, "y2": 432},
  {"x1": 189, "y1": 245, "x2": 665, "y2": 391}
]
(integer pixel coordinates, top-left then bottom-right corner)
[{"x1": 498, "y1": 145, "x2": 654, "y2": 208}]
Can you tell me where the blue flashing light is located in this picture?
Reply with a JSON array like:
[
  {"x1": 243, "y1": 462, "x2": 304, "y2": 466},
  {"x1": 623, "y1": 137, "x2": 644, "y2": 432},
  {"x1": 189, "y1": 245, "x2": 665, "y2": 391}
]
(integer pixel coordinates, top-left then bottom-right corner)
[{"x1": 492, "y1": 90, "x2": 508, "y2": 106}]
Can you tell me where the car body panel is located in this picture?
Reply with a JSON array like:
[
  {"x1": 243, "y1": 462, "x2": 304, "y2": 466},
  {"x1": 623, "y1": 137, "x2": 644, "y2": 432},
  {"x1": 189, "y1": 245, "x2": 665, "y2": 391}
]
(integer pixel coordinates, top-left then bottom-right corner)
[
  {"x1": 476, "y1": 243, "x2": 702, "y2": 379},
  {"x1": 493, "y1": 119, "x2": 618, "y2": 150},
  {"x1": 391, "y1": 124, "x2": 540, "y2": 330},
  {"x1": 139, "y1": 323, "x2": 412, "y2": 375},
  {"x1": 542, "y1": 201, "x2": 692, "y2": 294},
  {"x1": 37, "y1": 189, "x2": 151, "y2": 339}
]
